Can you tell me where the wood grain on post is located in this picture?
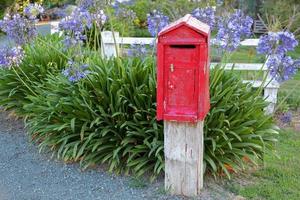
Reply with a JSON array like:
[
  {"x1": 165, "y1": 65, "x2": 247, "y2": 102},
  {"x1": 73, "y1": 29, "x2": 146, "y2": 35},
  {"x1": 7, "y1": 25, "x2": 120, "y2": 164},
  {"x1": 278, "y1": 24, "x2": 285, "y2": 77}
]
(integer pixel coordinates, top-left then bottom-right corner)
[{"x1": 164, "y1": 121, "x2": 204, "y2": 196}]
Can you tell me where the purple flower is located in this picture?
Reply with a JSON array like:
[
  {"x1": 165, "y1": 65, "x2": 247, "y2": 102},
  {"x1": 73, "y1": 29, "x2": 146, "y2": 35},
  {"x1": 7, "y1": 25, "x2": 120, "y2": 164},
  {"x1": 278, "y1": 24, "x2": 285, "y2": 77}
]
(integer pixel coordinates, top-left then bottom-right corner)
[
  {"x1": 92, "y1": 9, "x2": 107, "y2": 27},
  {"x1": 0, "y1": 13, "x2": 38, "y2": 45},
  {"x1": 113, "y1": 0, "x2": 135, "y2": 10},
  {"x1": 59, "y1": 6, "x2": 107, "y2": 48},
  {"x1": 59, "y1": 7, "x2": 93, "y2": 48},
  {"x1": 191, "y1": 7, "x2": 215, "y2": 28},
  {"x1": 147, "y1": 10, "x2": 169, "y2": 37},
  {"x1": 115, "y1": 8, "x2": 136, "y2": 20},
  {"x1": 127, "y1": 42, "x2": 149, "y2": 57},
  {"x1": 257, "y1": 32, "x2": 279, "y2": 55},
  {"x1": 279, "y1": 112, "x2": 292, "y2": 124},
  {"x1": 212, "y1": 10, "x2": 253, "y2": 52},
  {"x1": 24, "y1": 3, "x2": 44, "y2": 20},
  {"x1": 267, "y1": 55, "x2": 300, "y2": 82},
  {"x1": 59, "y1": 8, "x2": 93, "y2": 33},
  {"x1": 78, "y1": 0, "x2": 95, "y2": 10},
  {"x1": 257, "y1": 31, "x2": 299, "y2": 82},
  {"x1": 0, "y1": 46, "x2": 24, "y2": 69},
  {"x1": 257, "y1": 31, "x2": 298, "y2": 56},
  {"x1": 62, "y1": 60, "x2": 90, "y2": 82}
]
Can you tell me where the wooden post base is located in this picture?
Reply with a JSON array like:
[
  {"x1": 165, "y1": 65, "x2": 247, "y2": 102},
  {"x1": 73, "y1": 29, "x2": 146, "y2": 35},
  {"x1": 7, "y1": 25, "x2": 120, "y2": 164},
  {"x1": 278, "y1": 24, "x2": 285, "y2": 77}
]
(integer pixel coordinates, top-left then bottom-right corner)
[{"x1": 164, "y1": 121, "x2": 204, "y2": 196}]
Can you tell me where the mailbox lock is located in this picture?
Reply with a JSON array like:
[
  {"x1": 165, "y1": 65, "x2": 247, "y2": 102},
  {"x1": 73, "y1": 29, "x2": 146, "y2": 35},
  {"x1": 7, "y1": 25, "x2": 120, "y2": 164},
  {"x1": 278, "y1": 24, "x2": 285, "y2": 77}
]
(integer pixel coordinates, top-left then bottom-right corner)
[{"x1": 170, "y1": 64, "x2": 174, "y2": 72}]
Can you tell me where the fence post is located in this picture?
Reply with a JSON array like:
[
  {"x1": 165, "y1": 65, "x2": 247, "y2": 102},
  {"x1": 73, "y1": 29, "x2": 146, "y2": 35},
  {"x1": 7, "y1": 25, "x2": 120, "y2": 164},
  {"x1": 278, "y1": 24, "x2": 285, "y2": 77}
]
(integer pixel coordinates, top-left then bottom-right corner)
[
  {"x1": 101, "y1": 31, "x2": 120, "y2": 58},
  {"x1": 264, "y1": 71, "x2": 279, "y2": 114}
]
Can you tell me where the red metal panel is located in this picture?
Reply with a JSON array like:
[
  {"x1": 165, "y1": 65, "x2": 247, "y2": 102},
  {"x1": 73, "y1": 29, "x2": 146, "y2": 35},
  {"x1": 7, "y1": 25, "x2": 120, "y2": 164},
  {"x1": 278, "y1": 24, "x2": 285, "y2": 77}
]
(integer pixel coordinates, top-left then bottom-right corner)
[
  {"x1": 156, "y1": 16, "x2": 211, "y2": 123},
  {"x1": 163, "y1": 45, "x2": 199, "y2": 121},
  {"x1": 156, "y1": 43, "x2": 164, "y2": 120}
]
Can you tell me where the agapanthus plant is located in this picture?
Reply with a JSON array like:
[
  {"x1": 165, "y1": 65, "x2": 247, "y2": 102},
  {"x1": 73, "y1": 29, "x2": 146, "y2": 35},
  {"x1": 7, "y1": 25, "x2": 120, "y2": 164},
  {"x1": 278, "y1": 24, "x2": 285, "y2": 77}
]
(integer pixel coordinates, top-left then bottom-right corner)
[
  {"x1": 279, "y1": 112, "x2": 292, "y2": 124},
  {"x1": 147, "y1": 10, "x2": 169, "y2": 37},
  {"x1": 115, "y1": 7, "x2": 136, "y2": 21},
  {"x1": 267, "y1": 55, "x2": 300, "y2": 82},
  {"x1": 59, "y1": 6, "x2": 107, "y2": 49},
  {"x1": 191, "y1": 7, "x2": 215, "y2": 28},
  {"x1": 24, "y1": 3, "x2": 44, "y2": 20},
  {"x1": 0, "y1": 13, "x2": 38, "y2": 45},
  {"x1": 77, "y1": 0, "x2": 108, "y2": 11},
  {"x1": 257, "y1": 31, "x2": 298, "y2": 56},
  {"x1": 62, "y1": 60, "x2": 90, "y2": 83},
  {"x1": 59, "y1": 7, "x2": 93, "y2": 47},
  {"x1": 92, "y1": 9, "x2": 107, "y2": 28},
  {"x1": 0, "y1": 46, "x2": 24, "y2": 69},
  {"x1": 257, "y1": 31, "x2": 299, "y2": 82},
  {"x1": 212, "y1": 10, "x2": 253, "y2": 52}
]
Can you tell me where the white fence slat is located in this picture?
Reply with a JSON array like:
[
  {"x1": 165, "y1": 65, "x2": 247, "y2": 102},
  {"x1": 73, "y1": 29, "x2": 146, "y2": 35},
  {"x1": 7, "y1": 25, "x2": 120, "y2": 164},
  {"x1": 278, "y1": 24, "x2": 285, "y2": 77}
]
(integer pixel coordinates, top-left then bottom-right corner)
[
  {"x1": 50, "y1": 21, "x2": 60, "y2": 34},
  {"x1": 240, "y1": 39, "x2": 259, "y2": 46},
  {"x1": 101, "y1": 31, "x2": 120, "y2": 58},
  {"x1": 210, "y1": 63, "x2": 267, "y2": 71}
]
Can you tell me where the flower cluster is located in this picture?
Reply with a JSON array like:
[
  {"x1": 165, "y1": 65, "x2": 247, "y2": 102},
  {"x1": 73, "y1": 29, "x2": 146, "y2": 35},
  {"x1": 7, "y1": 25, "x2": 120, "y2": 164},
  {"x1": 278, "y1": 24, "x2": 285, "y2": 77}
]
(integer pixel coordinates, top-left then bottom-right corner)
[
  {"x1": 78, "y1": 0, "x2": 95, "y2": 10},
  {"x1": 279, "y1": 112, "x2": 292, "y2": 124},
  {"x1": 92, "y1": 9, "x2": 107, "y2": 28},
  {"x1": 127, "y1": 42, "x2": 149, "y2": 57},
  {"x1": 257, "y1": 31, "x2": 298, "y2": 56},
  {"x1": 0, "y1": 46, "x2": 24, "y2": 69},
  {"x1": 59, "y1": 5, "x2": 107, "y2": 48},
  {"x1": 77, "y1": 0, "x2": 108, "y2": 11},
  {"x1": 257, "y1": 31, "x2": 299, "y2": 82},
  {"x1": 113, "y1": 0, "x2": 136, "y2": 20},
  {"x1": 212, "y1": 10, "x2": 253, "y2": 52},
  {"x1": 147, "y1": 10, "x2": 169, "y2": 37},
  {"x1": 191, "y1": 7, "x2": 215, "y2": 28},
  {"x1": 0, "y1": 13, "x2": 38, "y2": 45},
  {"x1": 267, "y1": 55, "x2": 300, "y2": 82},
  {"x1": 24, "y1": 3, "x2": 44, "y2": 20},
  {"x1": 115, "y1": 8, "x2": 136, "y2": 20},
  {"x1": 59, "y1": 8, "x2": 92, "y2": 47},
  {"x1": 62, "y1": 60, "x2": 90, "y2": 82}
]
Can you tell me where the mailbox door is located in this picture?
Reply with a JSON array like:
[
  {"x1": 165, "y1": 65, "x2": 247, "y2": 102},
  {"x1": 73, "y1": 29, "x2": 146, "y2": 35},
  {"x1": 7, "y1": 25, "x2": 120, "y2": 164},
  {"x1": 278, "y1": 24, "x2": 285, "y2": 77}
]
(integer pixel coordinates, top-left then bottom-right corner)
[{"x1": 164, "y1": 44, "x2": 199, "y2": 120}]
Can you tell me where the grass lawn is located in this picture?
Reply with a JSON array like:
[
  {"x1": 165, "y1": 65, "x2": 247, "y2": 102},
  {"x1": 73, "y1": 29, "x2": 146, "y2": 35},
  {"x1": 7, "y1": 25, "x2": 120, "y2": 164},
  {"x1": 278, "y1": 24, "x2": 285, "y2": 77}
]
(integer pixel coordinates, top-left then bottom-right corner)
[
  {"x1": 226, "y1": 55, "x2": 300, "y2": 199},
  {"x1": 211, "y1": 46, "x2": 265, "y2": 63},
  {"x1": 229, "y1": 129, "x2": 300, "y2": 200}
]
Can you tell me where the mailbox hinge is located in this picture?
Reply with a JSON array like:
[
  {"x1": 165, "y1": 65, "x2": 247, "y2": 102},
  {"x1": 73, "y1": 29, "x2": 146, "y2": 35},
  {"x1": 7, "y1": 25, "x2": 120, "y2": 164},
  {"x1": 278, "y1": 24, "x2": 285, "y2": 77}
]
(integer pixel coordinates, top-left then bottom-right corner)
[{"x1": 170, "y1": 64, "x2": 174, "y2": 72}]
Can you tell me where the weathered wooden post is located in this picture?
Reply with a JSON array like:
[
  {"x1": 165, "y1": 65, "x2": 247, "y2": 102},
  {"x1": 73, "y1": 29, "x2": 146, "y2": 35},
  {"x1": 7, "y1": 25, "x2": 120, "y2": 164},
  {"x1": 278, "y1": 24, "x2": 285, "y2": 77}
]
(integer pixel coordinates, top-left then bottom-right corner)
[{"x1": 156, "y1": 14, "x2": 211, "y2": 196}]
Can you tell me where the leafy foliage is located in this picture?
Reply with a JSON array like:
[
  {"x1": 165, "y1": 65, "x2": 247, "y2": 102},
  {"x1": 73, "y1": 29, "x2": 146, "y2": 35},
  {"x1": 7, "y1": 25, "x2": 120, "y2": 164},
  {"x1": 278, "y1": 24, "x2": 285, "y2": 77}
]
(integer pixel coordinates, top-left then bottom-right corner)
[
  {"x1": 24, "y1": 57, "x2": 163, "y2": 179},
  {"x1": 204, "y1": 66, "x2": 279, "y2": 178},
  {"x1": 0, "y1": 34, "x2": 67, "y2": 114},
  {"x1": 16, "y1": 51, "x2": 278, "y2": 179}
]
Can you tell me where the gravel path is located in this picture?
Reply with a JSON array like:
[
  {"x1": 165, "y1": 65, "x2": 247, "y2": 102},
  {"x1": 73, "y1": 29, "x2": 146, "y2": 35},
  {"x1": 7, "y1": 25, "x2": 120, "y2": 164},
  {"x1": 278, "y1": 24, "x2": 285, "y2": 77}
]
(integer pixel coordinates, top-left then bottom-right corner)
[{"x1": 0, "y1": 111, "x2": 235, "y2": 200}]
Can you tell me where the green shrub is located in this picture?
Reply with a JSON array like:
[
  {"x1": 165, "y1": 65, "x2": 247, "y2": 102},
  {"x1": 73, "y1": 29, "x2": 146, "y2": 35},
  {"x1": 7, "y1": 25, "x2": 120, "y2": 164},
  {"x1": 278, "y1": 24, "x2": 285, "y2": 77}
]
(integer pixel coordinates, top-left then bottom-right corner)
[
  {"x1": 0, "y1": 34, "x2": 67, "y2": 114},
  {"x1": 21, "y1": 54, "x2": 278, "y2": 179},
  {"x1": 24, "y1": 56, "x2": 163, "y2": 179},
  {"x1": 204, "y1": 66, "x2": 278, "y2": 177}
]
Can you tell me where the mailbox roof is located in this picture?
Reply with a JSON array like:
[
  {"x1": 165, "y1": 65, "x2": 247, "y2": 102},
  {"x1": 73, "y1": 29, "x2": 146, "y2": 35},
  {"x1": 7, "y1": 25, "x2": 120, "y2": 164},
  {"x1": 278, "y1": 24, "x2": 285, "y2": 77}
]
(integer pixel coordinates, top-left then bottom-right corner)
[{"x1": 158, "y1": 14, "x2": 210, "y2": 37}]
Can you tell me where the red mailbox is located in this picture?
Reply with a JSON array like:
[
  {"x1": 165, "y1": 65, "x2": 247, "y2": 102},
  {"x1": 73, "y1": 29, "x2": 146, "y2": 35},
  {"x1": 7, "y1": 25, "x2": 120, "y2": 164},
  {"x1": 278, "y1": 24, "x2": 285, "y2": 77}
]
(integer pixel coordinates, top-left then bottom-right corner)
[{"x1": 157, "y1": 14, "x2": 210, "y2": 122}]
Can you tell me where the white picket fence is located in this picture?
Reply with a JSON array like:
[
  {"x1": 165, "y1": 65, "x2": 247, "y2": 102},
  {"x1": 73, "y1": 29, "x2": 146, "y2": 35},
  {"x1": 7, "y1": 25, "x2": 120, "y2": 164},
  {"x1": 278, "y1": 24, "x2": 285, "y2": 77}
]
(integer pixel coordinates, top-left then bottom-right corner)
[{"x1": 50, "y1": 24, "x2": 279, "y2": 114}]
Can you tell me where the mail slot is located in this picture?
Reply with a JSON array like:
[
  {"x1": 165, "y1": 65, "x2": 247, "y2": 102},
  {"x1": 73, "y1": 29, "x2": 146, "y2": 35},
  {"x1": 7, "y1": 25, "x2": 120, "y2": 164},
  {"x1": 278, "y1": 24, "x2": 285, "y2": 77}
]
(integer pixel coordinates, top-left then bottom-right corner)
[{"x1": 156, "y1": 14, "x2": 210, "y2": 122}]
